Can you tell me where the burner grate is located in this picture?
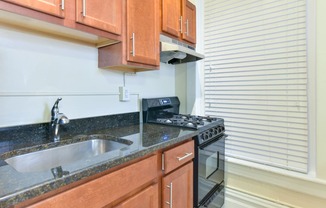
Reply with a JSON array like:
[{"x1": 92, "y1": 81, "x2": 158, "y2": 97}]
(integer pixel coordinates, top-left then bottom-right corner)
[{"x1": 154, "y1": 114, "x2": 219, "y2": 129}]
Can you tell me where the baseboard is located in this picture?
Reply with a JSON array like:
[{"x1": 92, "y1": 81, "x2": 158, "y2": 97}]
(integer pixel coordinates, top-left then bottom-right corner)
[{"x1": 224, "y1": 188, "x2": 291, "y2": 208}]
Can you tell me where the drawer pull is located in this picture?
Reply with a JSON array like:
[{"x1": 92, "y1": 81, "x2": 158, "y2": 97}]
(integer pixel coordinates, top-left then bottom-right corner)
[
  {"x1": 177, "y1": 152, "x2": 193, "y2": 161},
  {"x1": 61, "y1": 0, "x2": 64, "y2": 10},
  {"x1": 179, "y1": 16, "x2": 183, "y2": 33},
  {"x1": 82, "y1": 0, "x2": 86, "y2": 17},
  {"x1": 166, "y1": 182, "x2": 173, "y2": 208},
  {"x1": 130, "y1": 32, "x2": 135, "y2": 56}
]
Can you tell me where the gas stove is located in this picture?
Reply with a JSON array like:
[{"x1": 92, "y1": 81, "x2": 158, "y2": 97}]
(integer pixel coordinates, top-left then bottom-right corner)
[
  {"x1": 142, "y1": 96, "x2": 226, "y2": 208},
  {"x1": 142, "y1": 96, "x2": 224, "y2": 133}
]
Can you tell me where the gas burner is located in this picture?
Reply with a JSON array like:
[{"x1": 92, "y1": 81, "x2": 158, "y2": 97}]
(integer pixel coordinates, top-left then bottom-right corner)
[
  {"x1": 184, "y1": 122, "x2": 197, "y2": 128},
  {"x1": 173, "y1": 114, "x2": 189, "y2": 120},
  {"x1": 165, "y1": 119, "x2": 172, "y2": 124},
  {"x1": 197, "y1": 116, "x2": 218, "y2": 122},
  {"x1": 157, "y1": 118, "x2": 173, "y2": 124}
]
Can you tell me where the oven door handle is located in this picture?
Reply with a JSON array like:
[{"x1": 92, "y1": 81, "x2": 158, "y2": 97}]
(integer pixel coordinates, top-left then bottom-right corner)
[
  {"x1": 200, "y1": 183, "x2": 224, "y2": 207},
  {"x1": 206, "y1": 151, "x2": 220, "y2": 180}
]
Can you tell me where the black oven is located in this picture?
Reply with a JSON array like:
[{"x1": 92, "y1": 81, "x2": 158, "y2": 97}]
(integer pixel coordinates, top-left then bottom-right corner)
[
  {"x1": 142, "y1": 97, "x2": 225, "y2": 208},
  {"x1": 195, "y1": 133, "x2": 226, "y2": 208}
]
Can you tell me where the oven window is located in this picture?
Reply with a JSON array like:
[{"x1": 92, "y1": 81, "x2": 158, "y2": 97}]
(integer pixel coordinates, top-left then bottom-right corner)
[{"x1": 198, "y1": 136, "x2": 225, "y2": 204}]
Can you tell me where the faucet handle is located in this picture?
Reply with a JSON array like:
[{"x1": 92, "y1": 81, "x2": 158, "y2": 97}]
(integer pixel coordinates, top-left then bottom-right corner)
[{"x1": 51, "y1": 98, "x2": 62, "y2": 120}]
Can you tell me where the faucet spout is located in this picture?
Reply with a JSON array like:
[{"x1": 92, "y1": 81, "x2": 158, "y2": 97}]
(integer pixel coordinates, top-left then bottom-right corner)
[{"x1": 50, "y1": 98, "x2": 69, "y2": 142}]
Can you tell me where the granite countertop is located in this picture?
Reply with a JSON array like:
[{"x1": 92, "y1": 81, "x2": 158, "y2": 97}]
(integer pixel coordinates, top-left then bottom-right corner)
[{"x1": 0, "y1": 122, "x2": 197, "y2": 207}]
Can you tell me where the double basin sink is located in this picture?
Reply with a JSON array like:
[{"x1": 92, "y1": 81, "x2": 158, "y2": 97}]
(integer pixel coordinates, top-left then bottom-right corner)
[{"x1": 3, "y1": 134, "x2": 133, "y2": 173}]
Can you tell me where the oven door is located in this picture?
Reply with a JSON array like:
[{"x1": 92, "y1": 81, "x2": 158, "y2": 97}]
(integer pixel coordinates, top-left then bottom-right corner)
[{"x1": 198, "y1": 134, "x2": 225, "y2": 207}]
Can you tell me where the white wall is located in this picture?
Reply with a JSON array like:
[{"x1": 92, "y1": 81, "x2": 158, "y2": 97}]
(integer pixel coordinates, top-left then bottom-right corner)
[
  {"x1": 0, "y1": 24, "x2": 176, "y2": 127},
  {"x1": 175, "y1": 0, "x2": 205, "y2": 116}
]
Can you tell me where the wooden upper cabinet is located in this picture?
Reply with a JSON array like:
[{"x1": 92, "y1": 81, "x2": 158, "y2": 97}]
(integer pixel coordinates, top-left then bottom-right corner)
[
  {"x1": 98, "y1": 0, "x2": 160, "y2": 72},
  {"x1": 76, "y1": 0, "x2": 122, "y2": 35},
  {"x1": 126, "y1": 0, "x2": 159, "y2": 66},
  {"x1": 161, "y1": 0, "x2": 196, "y2": 44},
  {"x1": 2, "y1": 0, "x2": 65, "y2": 17},
  {"x1": 161, "y1": 0, "x2": 181, "y2": 38},
  {"x1": 182, "y1": 0, "x2": 196, "y2": 44}
]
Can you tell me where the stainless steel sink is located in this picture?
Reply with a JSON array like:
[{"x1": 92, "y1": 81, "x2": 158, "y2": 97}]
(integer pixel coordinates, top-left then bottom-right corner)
[{"x1": 5, "y1": 137, "x2": 132, "y2": 173}]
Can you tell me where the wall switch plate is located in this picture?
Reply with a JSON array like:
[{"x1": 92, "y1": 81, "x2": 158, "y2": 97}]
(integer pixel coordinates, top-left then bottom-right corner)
[{"x1": 119, "y1": 86, "x2": 130, "y2": 101}]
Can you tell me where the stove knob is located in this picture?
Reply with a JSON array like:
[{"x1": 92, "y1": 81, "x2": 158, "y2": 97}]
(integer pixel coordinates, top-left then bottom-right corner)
[
  {"x1": 204, "y1": 134, "x2": 209, "y2": 140},
  {"x1": 200, "y1": 134, "x2": 205, "y2": 141},
  {"x1": 214, "y1": 128, "x2": 218, "y2": 135},
  {"x1": 209, "y1": 133, "x2": 213, "y2": 138}
]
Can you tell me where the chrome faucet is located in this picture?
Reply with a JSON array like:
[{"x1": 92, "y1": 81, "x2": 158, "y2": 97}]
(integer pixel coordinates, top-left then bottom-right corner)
[{"x1": 51, "y1": 98, "x2": 69, "y2": 142}]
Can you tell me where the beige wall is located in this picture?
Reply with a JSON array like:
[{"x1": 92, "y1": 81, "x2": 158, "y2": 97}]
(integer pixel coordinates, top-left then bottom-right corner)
[{"x1": 316, "y1": 0, "x2": 326, "y2": 180}]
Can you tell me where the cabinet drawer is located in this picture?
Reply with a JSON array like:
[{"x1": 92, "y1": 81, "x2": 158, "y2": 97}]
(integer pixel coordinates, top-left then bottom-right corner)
[
  {"x1": 114, "y1": 183, "x2": 159, "y2": 208},
  {"x1": 163, "y1": 140, "x2": 194, "y2": 174},
  {"x1": 29, "y1": 155, "x2": 158, "y2": 208}
]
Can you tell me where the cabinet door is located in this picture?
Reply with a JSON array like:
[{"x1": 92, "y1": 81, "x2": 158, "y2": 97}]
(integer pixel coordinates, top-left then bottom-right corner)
[
  {"x1": 28, "y1": 155, "x2": 158, "y2": 208},
  {"x1": 126, "y1": 0, "x2": 159, "y2": 66},
  {"x1": 161, "y1": 0, "x2": 181, "y2": 38},
  {"x1": 114, "y1": 183, "x2": 159, "y2": 208},
  {"x1": 76, "y1": 0, "x2": 122, "y2": 35},
  {"x1": 162, "y1": 162, "x2": 193, "y2": 208},
  {"x1": 2, "y1": 0, "x2": 64, "y2": 17},
  {"x1": 182, "y1": 0, "x2": 196, "y2": 44}
]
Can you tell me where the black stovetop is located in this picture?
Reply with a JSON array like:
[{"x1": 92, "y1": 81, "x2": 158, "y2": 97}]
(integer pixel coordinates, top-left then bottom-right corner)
[{"x1": 142, "y1": 97, "x2": 224, "y2": 130}]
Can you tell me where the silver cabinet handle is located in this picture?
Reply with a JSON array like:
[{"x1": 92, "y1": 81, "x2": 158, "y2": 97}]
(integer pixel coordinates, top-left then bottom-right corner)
[
  {"x1": 61, "y1": 0, "x2": 64, "y2": 10},
  {"x1": 179, "y1": 16, "x2": 183, "y2": 33},
  {"x1": 185, "y1": 19, "x2": 189, "y2": 36},
  {"x1": 130, "y1": 32, "x2": 135, "y2": 57},
  {"x1": 177, "y1": 152, "x2": 193, "y2": 161},
  {"x1": 82, "y1": 0, "x2": 86, "y2": 17},
  {"x1": 166, "y1": 182, "x2": 173, "y2": 208}
]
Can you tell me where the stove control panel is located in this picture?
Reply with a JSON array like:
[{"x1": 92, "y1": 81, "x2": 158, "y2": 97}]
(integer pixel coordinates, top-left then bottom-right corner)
[
  {"x1": 159, "y1": 98, "x2": 171, "y2": 105},
  {"x1": 199, "y1": 125, "x2": 225, "y2": 142}
]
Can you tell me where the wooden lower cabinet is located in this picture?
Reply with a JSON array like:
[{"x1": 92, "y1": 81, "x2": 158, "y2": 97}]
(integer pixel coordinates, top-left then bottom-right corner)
[
  {"x1": 27, "y1": 155, "x2": 158, "y2": 208},
  {"x1": 114, "y1": 183, "x2": 159, "y2": 208},
  {"x1": 162, "y1": 162, "x2": 193, "y2": 208},
  {"x1": 18, "y1": 140, "x2": 194, "y2": 208}
]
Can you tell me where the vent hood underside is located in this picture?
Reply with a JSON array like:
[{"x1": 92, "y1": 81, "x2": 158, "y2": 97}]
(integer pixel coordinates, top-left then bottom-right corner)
[{"x1": 160, "y1": 35, "x2": 205, "y2": 65}]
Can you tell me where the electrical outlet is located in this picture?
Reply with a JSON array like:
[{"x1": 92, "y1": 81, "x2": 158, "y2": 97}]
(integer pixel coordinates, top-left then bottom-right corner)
[{"x1": 119, "y1": 86, "x2": 130, "y2": 101}]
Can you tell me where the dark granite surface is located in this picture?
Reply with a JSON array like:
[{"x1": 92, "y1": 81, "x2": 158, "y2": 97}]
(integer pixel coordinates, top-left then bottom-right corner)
[{"x1": 0, "y1": 113, "x2": 197, "y2": 208}]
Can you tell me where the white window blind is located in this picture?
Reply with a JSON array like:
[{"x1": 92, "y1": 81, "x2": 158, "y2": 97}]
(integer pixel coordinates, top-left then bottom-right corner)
[{"x1": 204, "y1": 0, "x2": 308, "y2": 173}]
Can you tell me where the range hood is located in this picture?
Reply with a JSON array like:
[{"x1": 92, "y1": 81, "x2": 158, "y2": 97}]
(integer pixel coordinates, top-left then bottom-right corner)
[{"x1": 160, "y1": 34, "x2": 204, "y2": 65}]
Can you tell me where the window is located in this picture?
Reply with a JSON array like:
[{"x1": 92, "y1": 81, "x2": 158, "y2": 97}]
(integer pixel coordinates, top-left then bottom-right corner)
[{"x1": 204, "y1": 0, "x2": 308, "y2": 173}]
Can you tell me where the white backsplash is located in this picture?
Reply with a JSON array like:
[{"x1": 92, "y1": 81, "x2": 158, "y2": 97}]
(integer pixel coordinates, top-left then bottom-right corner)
[{"x1": 0, "y1": 25, "x2": 176, "y2": 127}]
